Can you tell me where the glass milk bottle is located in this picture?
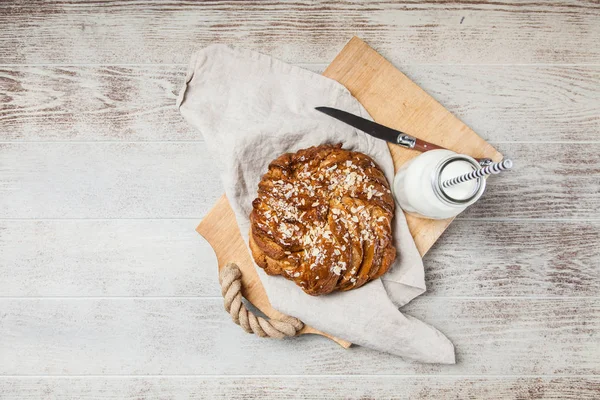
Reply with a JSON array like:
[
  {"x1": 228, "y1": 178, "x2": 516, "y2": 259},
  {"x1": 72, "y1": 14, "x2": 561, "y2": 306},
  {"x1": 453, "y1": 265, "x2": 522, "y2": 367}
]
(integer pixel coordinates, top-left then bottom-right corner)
[{"x1": 393, "y1": 149, "x2": 486, "y2": 219}]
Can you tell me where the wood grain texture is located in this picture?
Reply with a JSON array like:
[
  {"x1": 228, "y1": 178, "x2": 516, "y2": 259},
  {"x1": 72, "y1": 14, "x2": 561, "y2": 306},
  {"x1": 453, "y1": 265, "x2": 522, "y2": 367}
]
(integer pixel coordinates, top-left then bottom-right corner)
[
  {"x1": 197, "y1": 196, "x2": 351, "y2": 348},
  {"x1": 464, "y1": 142, "x2": 600, "y2": 219},
  {"x1": 1, "y1": 220, "x2": 598, "y2": 298},
  {"x1": 1, "y1": 143, "x2": 597, "y2": 219},
  {"x1": 424, "y1": 220, "x2": 600, "y2": 297},
  {"x1": 2, "y1": 65, "x2": 598, "y2": 142},
  {"x1": 0, "y1": 219, "x2": 220, "y2": 297},
  {"x1": 0, "y1": 142, "x2": 222, "y2": 219},
  {"x1": 1, "y1": 377, "x2": 599, "y2": 399},
  {"x1": 0, "y1": 298, "x2": 598, "y2": 375},
  {"x1": 0, "y1": 66, "x2": 194, "y2": 141},
  {"x1": 410, "y1": 65, "x2": 600, "y2": 144},
  {"x1": 0, "y1": 1, "x2": 598, "y2": 64}
]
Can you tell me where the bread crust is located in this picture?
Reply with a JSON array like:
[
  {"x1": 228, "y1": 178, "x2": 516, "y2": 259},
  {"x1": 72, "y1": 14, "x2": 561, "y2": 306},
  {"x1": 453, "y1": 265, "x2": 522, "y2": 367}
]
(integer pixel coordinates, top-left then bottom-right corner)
[{"x1": 250, "y1": 144, "x2": 396, "y2": 296}]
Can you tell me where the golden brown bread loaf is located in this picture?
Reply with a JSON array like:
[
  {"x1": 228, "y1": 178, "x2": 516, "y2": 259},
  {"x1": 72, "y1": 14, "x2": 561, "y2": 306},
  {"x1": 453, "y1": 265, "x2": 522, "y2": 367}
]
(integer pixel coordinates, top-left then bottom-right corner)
[{"x1": 249, "y1": 144, "x2": 396, "y2": 296}]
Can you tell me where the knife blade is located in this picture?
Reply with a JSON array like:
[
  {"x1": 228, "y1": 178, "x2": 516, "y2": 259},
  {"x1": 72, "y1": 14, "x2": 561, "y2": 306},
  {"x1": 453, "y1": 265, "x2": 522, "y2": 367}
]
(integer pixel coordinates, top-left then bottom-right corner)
[{"x1": 315, "y1": 106, "x2": 444, "y2": 152}]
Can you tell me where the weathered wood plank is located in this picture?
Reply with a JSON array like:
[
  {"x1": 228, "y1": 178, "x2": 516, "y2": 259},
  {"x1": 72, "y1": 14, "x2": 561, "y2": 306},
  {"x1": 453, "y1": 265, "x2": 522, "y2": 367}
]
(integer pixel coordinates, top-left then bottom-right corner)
[
  {"x1": 1, "y1": 64, "x2": 598, "y2": 142},
  {"x1": 0, "y1": 377, "x2": 598, "y2": 399},
  {"x1": 425, "y1": 220, "x2": 600, "y2": 297},
  {"x1": 0, "y1": 66, "x2": 194, "y2": 141},
  {"x1": 0, "y1": 298, "x2": 597, "y2": 375},
  {"x1": 0, "y1": 220, "x2": 220, "y2": 297},
  {"x1": 0, "y1": 142, "x2": 222, "y2": 219},
  {"x1": 464, "y1": 142, "x2": 600, "y2": 219},
  {"x1": 0, "y1": 1, "x2": 598, "y2": 64},
  {"x1": 2, "y1": 219, "x2": 597, "y2": 297},
  {"x1": 410, "y1": 65, "x2": 600, "y2": 144},
  {"x1": 0, "y1": 142, "x2": 597, "y2": 219}
]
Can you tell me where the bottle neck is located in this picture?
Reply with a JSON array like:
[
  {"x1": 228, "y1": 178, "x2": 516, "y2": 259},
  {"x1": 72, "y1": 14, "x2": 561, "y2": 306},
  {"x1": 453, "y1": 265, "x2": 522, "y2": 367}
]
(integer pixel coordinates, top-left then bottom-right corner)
[{"x1": 431, "y1": 155, "x2": 486, "y2": 207}]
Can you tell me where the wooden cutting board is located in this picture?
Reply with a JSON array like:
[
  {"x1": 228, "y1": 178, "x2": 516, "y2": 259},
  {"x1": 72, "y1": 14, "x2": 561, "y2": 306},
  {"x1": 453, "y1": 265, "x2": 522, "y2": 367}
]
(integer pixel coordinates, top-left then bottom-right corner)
[{"x1": 197, "y1": 36, "x2": 502, "y2": 347}]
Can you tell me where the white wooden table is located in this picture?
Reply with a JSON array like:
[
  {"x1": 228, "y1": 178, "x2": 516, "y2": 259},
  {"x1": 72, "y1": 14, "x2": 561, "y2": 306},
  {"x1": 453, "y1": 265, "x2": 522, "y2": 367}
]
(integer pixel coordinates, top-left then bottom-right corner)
[{"x1": 1, "y1": 1, "x2": 599, "y2": 398}]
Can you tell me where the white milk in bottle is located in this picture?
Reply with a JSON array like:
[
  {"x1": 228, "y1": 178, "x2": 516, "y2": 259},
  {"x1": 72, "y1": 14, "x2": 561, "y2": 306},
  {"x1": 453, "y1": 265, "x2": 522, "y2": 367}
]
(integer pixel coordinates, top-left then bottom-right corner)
[{"x1": 393, "y1": 149, "x2": 486, "y2": 219}]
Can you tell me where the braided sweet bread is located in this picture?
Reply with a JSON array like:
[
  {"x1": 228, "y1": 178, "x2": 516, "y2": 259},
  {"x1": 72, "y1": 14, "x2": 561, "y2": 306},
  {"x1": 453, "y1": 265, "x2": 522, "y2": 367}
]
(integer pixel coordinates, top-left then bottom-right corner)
[{"x1": 249, "y1": 144, "x2": 396, "y2": 296}]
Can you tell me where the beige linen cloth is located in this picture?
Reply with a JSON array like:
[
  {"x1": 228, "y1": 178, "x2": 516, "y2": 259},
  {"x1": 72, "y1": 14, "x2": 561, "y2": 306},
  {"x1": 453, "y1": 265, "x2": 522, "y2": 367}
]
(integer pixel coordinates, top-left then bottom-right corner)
[{"x1": 177, "y1": 45, "x2": 455, "y2": 364}]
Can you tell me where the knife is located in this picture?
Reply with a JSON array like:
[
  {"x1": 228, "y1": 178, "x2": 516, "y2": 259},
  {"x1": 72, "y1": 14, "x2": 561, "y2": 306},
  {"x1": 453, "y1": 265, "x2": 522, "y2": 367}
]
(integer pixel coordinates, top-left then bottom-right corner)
[{"x1": 315, "y1": 106, "x2": 492, "y2": 166}]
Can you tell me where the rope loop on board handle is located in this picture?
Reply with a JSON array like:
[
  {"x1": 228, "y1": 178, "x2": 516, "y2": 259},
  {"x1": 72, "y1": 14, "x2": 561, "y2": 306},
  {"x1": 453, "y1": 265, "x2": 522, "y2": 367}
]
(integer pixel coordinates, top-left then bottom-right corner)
[{"x1": 219, "y1": 262, "x2": 304, "y2": 338}]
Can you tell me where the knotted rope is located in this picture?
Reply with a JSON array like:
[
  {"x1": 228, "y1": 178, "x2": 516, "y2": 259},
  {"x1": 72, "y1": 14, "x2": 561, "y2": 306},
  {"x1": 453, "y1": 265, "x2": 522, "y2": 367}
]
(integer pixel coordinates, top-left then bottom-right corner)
[{"x1": 219, "y1": 262, "x2": 304, "y2": 338}]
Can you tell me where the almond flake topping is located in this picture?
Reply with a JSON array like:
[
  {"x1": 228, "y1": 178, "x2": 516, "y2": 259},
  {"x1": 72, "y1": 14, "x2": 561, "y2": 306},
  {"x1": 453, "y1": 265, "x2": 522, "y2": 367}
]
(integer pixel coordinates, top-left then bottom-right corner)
[{"x1": 253, "y1": 146, "x2": 394, "y2": 294}]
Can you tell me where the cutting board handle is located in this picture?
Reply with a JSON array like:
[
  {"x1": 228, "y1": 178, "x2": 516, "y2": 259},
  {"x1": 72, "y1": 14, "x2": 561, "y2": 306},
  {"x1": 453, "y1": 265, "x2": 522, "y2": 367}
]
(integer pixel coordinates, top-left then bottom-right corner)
[{"x1": 219, "y1": 262, "x2": 304, "y2": 338}]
